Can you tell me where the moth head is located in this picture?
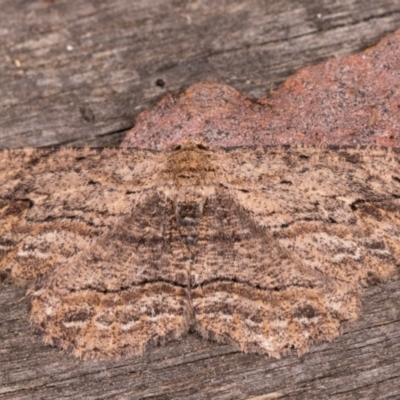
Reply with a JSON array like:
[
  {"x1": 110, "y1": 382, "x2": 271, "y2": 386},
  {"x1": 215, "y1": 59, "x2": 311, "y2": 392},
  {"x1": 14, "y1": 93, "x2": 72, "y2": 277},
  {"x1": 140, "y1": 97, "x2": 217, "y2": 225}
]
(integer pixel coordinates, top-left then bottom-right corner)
[
  {"x1": 170, "y1": 140, "x2": 210, "y2": 152},
  {"x1": 165, "y1": 140, "x2": 216, "y2": 185}
]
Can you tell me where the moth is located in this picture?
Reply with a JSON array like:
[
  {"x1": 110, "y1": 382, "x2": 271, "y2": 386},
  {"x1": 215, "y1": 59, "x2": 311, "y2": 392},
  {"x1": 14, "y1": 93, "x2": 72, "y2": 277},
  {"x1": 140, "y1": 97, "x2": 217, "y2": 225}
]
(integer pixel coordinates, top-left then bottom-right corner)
[{"x1": 1, "y1": 141, "x2": 399, "y2": 359}]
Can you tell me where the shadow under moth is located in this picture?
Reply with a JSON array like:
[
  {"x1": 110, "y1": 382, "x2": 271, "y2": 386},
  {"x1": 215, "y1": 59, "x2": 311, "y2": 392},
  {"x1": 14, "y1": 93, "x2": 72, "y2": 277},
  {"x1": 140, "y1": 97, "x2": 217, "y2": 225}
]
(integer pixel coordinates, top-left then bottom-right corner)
[{"x1": 0, "y1": 141, "x2": 399, "y2": 359}]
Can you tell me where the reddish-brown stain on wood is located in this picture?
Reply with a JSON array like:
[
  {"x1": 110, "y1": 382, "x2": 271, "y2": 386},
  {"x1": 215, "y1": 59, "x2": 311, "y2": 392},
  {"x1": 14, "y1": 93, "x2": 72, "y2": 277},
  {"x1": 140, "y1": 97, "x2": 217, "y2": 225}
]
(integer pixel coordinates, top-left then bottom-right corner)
[{"x1": 122, "y1": 28, "x2": 400, "y2": 150}]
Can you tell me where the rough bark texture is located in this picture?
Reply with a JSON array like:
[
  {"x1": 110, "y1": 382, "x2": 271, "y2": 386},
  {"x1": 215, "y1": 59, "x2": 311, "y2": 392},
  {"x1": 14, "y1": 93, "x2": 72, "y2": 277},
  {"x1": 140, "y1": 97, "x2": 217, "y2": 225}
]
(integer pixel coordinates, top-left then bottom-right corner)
[{"x1": 1, "y1": 0, "x2": 400, "y2": 399}]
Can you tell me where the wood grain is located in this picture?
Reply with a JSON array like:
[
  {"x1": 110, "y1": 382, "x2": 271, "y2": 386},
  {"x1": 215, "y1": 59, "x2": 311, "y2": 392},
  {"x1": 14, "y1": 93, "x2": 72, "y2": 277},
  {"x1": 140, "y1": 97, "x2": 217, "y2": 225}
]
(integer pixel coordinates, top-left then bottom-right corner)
[
  {"x1": 1, "y1": 0, "x2": 400, "y2": 149},
  {"x1": 1, "y1": 0, "x2": 400, "y2": 399}
]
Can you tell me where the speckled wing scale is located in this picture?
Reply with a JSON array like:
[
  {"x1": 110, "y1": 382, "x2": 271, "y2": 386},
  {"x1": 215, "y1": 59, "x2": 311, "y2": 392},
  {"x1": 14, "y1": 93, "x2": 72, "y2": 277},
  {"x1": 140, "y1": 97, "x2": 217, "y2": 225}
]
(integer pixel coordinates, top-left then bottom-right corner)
[{"x1": 1, "y1": 142, "x2": 400, "y2": 359}]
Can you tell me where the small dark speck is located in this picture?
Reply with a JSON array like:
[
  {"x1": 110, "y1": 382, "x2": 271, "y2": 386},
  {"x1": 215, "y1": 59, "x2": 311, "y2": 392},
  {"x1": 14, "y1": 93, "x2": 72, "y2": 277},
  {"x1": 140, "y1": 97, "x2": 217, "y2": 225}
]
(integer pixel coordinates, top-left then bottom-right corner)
[
  {"x1": 196, "y1": 143, "x2": 208, "y2": 150},
  {"x1": 79, "y1": 106, "x2": 95, "y2": 123},
  {"x1": 155, "y1": 79, "x2": 165, "y2": 87},
  {"x1": 392, "y1": 176, "x2": 400, "y2": 183}
]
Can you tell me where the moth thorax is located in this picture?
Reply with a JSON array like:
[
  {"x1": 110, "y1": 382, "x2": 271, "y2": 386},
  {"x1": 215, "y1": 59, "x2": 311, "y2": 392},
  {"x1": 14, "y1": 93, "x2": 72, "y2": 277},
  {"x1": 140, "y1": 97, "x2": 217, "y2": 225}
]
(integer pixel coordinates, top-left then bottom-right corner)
[
  {"x1": 175, "y1": 201, "x2": 203, "y2": 246},
  {"x1": 167, "y1": 146, "x2": 215, "y2": 184}
]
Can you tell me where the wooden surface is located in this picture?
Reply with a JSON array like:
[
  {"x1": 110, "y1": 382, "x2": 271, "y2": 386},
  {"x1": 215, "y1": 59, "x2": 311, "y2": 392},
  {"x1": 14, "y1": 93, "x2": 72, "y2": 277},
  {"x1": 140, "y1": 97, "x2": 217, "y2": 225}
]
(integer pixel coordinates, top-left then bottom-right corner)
[{"x1": 1, "y1": 0, "x2": 400, "y2": 399}]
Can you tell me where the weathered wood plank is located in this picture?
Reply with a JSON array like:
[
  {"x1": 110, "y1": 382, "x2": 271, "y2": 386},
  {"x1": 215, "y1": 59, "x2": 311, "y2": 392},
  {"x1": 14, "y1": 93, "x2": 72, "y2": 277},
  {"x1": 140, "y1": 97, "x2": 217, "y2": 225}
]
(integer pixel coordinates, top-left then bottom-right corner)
[
  {"x1": 1, "y1": 0, "x2": 400, "y2": 399},
  {"x1": 1, "y1": 0, "x2": 400, "y2": 148}
]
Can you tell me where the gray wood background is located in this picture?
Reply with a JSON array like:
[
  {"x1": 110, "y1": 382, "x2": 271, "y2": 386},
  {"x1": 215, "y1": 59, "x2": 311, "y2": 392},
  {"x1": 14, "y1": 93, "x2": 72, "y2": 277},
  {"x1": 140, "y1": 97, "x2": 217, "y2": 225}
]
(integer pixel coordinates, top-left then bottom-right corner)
[{"x1": 1, "y1": 0, "x2": 400, "y2": 399}]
